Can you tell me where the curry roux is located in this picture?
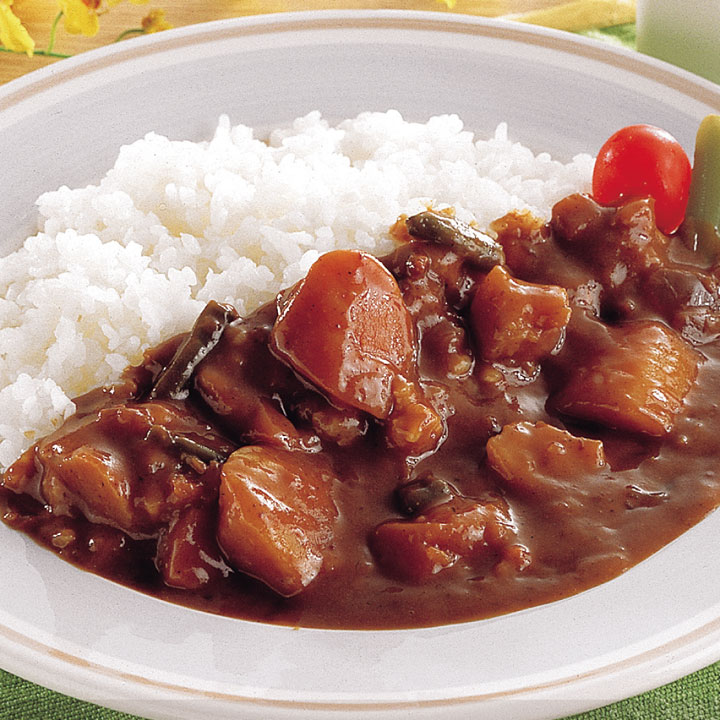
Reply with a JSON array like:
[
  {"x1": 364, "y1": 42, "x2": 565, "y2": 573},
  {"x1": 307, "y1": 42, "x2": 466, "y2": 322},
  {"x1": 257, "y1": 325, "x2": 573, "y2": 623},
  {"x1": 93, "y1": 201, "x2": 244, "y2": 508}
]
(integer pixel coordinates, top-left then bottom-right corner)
[{"x1": 2, "y1": 194, "x2": 720, "y2": 629}]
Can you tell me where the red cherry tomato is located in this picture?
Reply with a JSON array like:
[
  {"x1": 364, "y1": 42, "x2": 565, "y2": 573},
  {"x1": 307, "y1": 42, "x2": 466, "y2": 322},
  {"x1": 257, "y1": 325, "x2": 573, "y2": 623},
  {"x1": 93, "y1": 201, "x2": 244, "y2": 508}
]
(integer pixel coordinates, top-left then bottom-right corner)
[{"x1": 592, "y1": 124, "x2": 692, "y2": 234}]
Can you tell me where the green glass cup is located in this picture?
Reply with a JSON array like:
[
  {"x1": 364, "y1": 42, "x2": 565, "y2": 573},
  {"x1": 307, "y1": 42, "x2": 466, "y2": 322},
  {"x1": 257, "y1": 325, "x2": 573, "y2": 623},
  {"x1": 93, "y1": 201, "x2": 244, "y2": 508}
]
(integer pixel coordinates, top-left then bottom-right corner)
[{"x1": 637, "y1": 0, "x2": 720, "y2": 85}]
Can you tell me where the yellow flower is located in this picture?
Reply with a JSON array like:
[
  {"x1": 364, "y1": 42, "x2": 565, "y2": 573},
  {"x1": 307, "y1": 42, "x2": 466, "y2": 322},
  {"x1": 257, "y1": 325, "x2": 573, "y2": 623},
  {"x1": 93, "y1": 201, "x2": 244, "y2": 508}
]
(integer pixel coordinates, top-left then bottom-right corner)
[
  {"x1": 141, "y1": 8, "x2": 171, "y2": 33},
  {"x1": 0, "y1": 0, "x2": 35, "y2": 56},
  {"x1": 58, "y1": 0, "x2": 100, "y2": 36},
  {"x1": 57, "y1": 0, "x2": 148, "y2": 38}
]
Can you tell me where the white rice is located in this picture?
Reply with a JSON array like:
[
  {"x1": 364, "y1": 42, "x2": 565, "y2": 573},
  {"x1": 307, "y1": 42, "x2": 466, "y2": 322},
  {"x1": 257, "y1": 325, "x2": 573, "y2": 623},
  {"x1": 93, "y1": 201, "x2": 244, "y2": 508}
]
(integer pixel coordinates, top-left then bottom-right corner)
[{"x1": 0, "y1": 110, "x2": 594, "y2": 468}]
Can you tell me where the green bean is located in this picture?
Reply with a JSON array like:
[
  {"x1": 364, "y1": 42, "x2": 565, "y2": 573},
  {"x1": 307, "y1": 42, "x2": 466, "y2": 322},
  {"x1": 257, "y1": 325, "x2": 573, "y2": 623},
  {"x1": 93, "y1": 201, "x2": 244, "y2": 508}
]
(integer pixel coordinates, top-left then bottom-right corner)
[
  {"x1": 405, "y1": 211, "x2": 505, "y2": 270},
  {"x1": 682, "y1": 114, "x2": 720, "y2": 260},
  {"x1": 149, "y1": 300, "x2": 239, "y2": 400},
  {"x1": 146, "y1": 426, "x2": 228, "y2": 464}
]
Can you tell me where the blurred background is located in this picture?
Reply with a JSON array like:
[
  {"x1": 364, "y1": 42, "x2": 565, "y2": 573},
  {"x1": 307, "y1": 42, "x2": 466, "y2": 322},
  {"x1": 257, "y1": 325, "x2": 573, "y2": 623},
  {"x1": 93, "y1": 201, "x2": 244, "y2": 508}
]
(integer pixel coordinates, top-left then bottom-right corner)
[{"x1": 0, "y1": 0, "x2": 637, "y2": 84}]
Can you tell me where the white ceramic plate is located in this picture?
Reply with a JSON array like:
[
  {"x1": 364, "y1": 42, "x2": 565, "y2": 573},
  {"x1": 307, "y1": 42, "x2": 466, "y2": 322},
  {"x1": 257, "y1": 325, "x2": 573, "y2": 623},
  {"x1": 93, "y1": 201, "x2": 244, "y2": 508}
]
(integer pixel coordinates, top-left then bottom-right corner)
[{"x1": 2, "y1": 11, "x2": 720, "y2": 720}]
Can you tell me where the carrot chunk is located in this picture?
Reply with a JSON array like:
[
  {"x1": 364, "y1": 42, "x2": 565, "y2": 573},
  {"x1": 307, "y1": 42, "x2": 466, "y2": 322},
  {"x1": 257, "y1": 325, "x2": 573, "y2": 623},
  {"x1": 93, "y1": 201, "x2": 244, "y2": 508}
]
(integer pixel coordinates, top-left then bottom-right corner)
[
  {"x1": 270, "y1": 249, "x2": 444, "y2": 455},
  {"x1": 217, "y1": 446, "x2": 337, "y2": 597},
  {"x1": 470, "y1": 265, "x2": 571, "y2": 364},
  {"x1": 552, "y1": 321, "x2": 700, "y2": 436},
  {"x1": 270, "y1": 249, "x2": 416, "y2": 419},
  {"x1": 155, "y1": 506, "x2": 229, "y2": 591}
]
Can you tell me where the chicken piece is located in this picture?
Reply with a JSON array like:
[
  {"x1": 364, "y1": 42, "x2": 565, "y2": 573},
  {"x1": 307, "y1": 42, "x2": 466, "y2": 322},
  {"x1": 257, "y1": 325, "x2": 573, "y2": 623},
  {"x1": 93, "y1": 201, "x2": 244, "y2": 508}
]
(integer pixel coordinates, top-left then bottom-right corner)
[
  {"x1": 551, "y1": 194, "x2": 669, "y2": 287},
  {"x1": 490, "y1": 209, "x2": 604, "y2": 304},
  {"x1": 372, "y1": 496, "x2": 524, "y2": 582},
  {"x1": 419, "y1": 317, "x2": 475, "y2": 379},
  {"x1": 41, "y1": 446, "x2": 135, "y2": 530},
  {"x1": 490, "y1": 210, "x2": 551, "y2": 282},
  {"x1": 386, "y1": 243, "x2": 476, "y2": 378},
  {"x1": 552, "y1": 321, "x2": 700, "y2": 436},
  {"x1": 156, "y1": 506, "x2": 230, "y2": 591},
  {"x1": 197, "y1": 360, "x2": 307, "y2": 449},
  {"x1": 470, "y1": 265, "x2": 571, "y2": 364},
  {"x1": 5, "y1": 401, "x2": 232, "y2": 537},
  {"x1": 217, "y1": 445, "x2": 338, "y2": 597},
  {"x1": 194, "y1": 320, "x2": 314, "y2": 451},
  {"x1": 486, "y1": 421, "x2": 607, "y2": 500},
  {"x1": 643, "y1": 265, "x2": 720, "y2": 346},
  {"x1": 270, "y1": 249, "x2": 444, "y2": 455},
  {"x1": 291, "y1": 393, "x2": 369, "y2": 447}
]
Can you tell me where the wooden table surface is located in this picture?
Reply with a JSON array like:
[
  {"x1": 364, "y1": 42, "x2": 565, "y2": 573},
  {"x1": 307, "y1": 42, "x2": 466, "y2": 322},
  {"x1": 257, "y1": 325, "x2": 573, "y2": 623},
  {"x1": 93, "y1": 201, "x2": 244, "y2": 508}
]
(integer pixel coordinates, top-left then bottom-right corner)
[{"x1": 0, "y1": 0, "x2": 606, "y2": 86}]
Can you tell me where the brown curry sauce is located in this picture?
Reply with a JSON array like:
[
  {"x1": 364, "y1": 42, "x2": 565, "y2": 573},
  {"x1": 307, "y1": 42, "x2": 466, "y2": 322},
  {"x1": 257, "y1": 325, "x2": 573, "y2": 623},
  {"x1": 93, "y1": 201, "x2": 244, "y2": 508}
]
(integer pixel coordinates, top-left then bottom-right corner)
[{"x1": 2, "y1": 193, "x2": 720, "y2": 629}]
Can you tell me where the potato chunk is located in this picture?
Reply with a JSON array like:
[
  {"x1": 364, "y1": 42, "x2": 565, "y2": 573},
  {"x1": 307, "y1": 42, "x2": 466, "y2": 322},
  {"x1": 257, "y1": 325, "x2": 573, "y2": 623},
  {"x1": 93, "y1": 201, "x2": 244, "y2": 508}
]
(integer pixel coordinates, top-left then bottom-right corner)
[
  {"x1": 552, "y1": 321, "x2": 700, "y2": 436},
  {"x1": 217, "y1": 446, "x2": 337, "y2": 597},
  {"x1": 470, "y1": 265, "x2": 571, "y2": 364},
  {"x1": 486, "y1": 422, "x2": 633, "y2": 571},
  {"x1": 486, "y1": 421, "x2": 607, "y2": 500},
  {"x1": 372, "y1": 496, "x2": 523, "y2": 582}
]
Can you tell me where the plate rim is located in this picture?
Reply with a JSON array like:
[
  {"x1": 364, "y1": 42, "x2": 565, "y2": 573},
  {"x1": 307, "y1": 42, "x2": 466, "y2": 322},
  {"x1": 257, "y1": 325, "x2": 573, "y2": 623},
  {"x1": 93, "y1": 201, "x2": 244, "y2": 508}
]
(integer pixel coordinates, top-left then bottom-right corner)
[
  {"x1": 2, "y1": 8, "x2": 720, "y2": 112},
  {"x1": 3, "y1": 605, "x2": 720, "y2": 714}
]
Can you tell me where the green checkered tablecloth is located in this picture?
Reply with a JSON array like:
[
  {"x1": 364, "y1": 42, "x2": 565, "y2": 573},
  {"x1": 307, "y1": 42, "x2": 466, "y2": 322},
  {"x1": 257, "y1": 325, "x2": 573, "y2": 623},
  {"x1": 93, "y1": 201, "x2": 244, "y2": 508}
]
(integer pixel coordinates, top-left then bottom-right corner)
[{"x1": 2, "y1": 20, "x2": 720, "y2": 720}]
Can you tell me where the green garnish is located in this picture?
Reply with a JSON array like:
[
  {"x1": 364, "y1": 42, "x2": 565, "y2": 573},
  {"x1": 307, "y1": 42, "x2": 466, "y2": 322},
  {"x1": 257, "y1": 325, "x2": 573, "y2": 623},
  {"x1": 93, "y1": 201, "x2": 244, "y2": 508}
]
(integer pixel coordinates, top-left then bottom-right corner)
[{"x1": 682, "y1": 114, "x2": 720, "y2": 260}]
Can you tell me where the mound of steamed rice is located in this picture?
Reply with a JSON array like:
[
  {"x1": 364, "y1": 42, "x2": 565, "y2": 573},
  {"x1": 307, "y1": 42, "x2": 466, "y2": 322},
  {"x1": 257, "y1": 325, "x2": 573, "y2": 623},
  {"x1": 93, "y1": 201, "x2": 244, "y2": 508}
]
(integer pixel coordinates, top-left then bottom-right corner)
[{"x1": 0, "y1": 110, "x2": 594, "y2": 468}]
